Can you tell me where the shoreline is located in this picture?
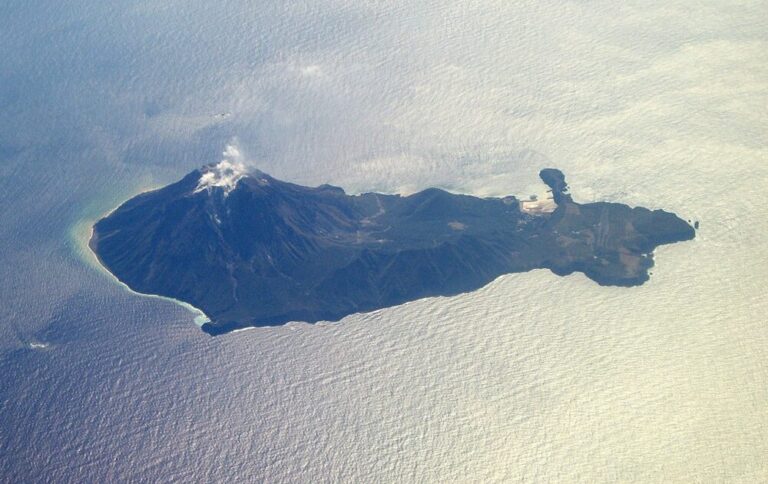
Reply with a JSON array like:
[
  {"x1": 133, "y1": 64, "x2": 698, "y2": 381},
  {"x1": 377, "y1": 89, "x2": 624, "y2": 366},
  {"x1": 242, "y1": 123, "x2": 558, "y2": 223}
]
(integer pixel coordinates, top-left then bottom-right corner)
[{"x1": 70, "y1": 187, "x2": 211, "y2": 328}]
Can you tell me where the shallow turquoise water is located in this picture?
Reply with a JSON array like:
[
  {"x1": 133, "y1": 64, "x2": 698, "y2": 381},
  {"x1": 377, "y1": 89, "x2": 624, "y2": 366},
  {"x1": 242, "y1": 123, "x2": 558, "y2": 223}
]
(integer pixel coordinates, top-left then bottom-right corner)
[{"x1": 1, "y1": 1, "x2": 767, "y2": 481}]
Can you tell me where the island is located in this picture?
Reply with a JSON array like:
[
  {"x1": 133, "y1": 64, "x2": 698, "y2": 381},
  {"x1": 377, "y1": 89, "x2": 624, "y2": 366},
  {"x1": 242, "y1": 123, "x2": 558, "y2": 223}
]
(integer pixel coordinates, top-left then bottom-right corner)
[{"x1": 90, "y1": 163, "x2": 695, "y2": 335}]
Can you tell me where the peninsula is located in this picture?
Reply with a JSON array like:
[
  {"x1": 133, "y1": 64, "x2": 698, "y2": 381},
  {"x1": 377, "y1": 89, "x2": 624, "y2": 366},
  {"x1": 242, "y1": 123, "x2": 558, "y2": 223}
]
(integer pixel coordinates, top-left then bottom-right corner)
[{"x1": 90, "y1": 163, "x2": 695, "y2": 335}]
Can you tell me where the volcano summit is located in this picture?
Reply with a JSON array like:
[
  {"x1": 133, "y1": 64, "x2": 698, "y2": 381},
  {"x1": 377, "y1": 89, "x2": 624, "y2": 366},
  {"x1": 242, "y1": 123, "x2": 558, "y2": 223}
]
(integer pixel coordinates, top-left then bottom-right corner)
[{"x1": 90, "y1": 163, "x2": 695, "y2": 335}]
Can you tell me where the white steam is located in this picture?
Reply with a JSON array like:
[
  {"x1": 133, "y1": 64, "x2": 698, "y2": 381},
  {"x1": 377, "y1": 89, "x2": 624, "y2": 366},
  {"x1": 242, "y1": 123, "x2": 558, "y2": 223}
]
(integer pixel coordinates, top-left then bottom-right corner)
[{"x1": 195, "y1": 144, "x2": 249, "y2": 195}]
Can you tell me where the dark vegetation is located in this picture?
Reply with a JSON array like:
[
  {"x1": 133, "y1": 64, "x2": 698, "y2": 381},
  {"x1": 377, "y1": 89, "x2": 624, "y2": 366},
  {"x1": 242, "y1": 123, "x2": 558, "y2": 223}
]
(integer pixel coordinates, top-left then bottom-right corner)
[{"x1": 91, "y1": 167, "x2": 695, "y2": 334}]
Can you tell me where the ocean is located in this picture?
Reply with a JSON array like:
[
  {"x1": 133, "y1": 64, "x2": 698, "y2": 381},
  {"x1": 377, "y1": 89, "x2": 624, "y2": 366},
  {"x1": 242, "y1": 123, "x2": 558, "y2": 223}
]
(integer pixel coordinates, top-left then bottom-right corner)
[{"x1": 1, "y1": 0, "x2": 767, "y2": 481}]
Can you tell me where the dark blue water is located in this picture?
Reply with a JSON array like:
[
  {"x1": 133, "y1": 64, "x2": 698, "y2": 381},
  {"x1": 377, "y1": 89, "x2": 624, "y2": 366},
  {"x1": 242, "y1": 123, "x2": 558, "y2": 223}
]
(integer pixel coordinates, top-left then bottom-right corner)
[{"x1": 2, "y1": 0, "x2": 767, "y2": 481}]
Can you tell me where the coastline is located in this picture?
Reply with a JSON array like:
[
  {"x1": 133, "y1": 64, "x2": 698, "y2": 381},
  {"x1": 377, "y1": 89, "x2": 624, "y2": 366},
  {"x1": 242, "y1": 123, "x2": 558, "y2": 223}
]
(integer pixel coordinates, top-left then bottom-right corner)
[
  {"x1": 84, "y1": 169, "x2": 696, "y2": 334},
  {"x1": 70, "y1": 187, "x2": 212, "y2": 328}
]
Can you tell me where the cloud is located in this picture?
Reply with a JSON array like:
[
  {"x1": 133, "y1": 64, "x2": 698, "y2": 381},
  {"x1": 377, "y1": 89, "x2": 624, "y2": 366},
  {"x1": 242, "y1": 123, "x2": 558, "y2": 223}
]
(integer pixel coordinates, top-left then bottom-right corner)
[
  {"x1": 194, "y1": 143, "x2": 249, "y2": 195},
  {"x1": 300, "y1": 64, "x2": 323, "y2": 77}
]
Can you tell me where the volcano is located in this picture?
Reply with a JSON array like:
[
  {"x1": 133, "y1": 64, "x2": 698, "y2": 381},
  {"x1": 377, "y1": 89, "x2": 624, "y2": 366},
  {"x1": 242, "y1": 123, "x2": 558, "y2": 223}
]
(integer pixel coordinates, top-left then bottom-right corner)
[{"x1": 90, "y1": 164, "x2": 695, "y2": 335}]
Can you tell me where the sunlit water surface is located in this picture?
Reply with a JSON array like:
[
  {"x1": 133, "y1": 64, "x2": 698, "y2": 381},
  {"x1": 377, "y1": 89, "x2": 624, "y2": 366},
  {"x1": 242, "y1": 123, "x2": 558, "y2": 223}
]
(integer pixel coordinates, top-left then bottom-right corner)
[{"x1": 1, "y1": 0, "x2": 767, "y2": 481}]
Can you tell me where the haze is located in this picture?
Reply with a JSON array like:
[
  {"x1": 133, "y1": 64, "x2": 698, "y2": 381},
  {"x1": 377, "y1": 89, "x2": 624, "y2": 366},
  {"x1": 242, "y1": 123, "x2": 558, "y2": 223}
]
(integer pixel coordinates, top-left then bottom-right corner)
[{"x1": 1, "y1": 0, "x2": 767, "y2": 481}]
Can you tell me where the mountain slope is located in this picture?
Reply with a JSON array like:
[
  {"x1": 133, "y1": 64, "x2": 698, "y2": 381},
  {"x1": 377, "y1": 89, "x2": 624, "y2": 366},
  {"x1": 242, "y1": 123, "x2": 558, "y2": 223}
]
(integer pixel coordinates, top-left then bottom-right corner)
[{"x1": 90, "y1": 165, "x2": 696, "y2": 334}]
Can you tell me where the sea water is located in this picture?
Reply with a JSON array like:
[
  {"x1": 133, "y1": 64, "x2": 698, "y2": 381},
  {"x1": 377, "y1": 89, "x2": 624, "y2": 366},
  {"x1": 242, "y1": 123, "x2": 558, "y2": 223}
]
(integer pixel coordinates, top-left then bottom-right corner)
[{"x1": 1, "y1": 0, "x2": 766, "y2": 481}]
